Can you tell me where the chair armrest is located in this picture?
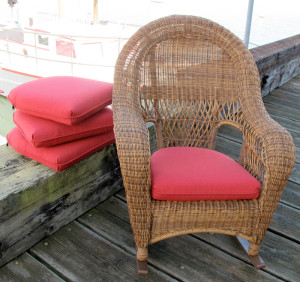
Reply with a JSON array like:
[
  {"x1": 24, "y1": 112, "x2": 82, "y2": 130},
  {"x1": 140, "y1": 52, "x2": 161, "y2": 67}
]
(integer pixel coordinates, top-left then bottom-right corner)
[
  {"x1": 113, "y1": 101, "x2": 152, "y2": 247},
  {"x1": 240, "y1": 113, "x2": 295, "y2": 235}
]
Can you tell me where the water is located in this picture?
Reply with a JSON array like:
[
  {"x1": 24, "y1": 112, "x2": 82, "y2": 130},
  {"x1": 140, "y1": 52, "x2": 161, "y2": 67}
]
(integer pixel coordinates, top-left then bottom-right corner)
[{"x1": 0, "y1": 135, "x2": 6, "y2": 146}]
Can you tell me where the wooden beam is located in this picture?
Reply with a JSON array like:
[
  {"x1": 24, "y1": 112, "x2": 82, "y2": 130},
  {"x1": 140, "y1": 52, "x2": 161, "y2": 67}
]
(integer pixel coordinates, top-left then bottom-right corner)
[
  {"x1": 0, "y1": 144, "x2": 123, "y2": 267},
  {"x1": 251, "y1": 34, "x2": 300, "y2": 96}
]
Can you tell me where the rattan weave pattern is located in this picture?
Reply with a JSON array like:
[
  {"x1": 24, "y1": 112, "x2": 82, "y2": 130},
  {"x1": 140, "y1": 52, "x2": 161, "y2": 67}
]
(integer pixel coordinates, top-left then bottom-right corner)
[{"x1": 112, "y1": 15, "x2": 295, "y2": 261}]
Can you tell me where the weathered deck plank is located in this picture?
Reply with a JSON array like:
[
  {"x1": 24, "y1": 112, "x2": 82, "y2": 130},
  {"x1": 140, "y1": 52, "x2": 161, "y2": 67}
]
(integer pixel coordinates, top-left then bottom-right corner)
[
  {"x1": 263, "y1": 94, "x2": 300, "y2": 111},
  {"x1": 215, "y1": 134, "x2": 300, "y2": 209},
  {"x1": 269, "y1": 204, "x2": 300, "y2": 243},
  {"x1": 30, "y1": 221, "x2": 175, "y2": 282},
  {"x1": 290, "y1": 163, "x2": 300, "y2": 184},
  {"x1": 216, "y1": 132, "x2": 300, "y2": 243},
  {"x1": 218, "y1": 118, "x2": 300, "y2": 163},
  {"x1": 269, "y1": 114, "x2": 300, "y2": 135},
  {"x1": 78, "y1": 197, "x2": 279, "y2": 281},
  {"x1": 215, "y1": 135, "x2": 241, "y2": 160},
  {"x1": 277, "y1": 80, "x2": 300, "y2": 94},
  {"x1": 280, "y1": 181, "x2": 300, "y2": 210},
  {"x1": 269, "y1": 88, "x2": 300, "y2": 103},
  {"x1": 187, "y1": 187, "x2": 300, "y2": 281},
  {"x1": 195, "y1": 232, "x2": 300, "y2": 282},
  {"x1": 264, "y1": 102, "x2": 300, "y2": 122},
  {"x1": 0, "y1": 253, "x2": 63, "y2": 282},
  {"x1": 115, "y1": 189, "x2": 300, "y2": 281},
  {"x1": 217, "y1": 121, "x2": 300, "y2": 210},
  {"x1": 115, "y1": 190, "x2": 300, "y2": 280}
]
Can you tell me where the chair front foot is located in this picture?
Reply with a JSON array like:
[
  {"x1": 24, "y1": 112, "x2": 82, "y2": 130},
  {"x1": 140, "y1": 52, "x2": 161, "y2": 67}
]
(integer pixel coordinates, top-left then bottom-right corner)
[
  {"x1": 137, "y1": 246, "x2": 148, "y2": 275},
  {"x1": 137, "y1": 259, "x2": 148, "y2": 275},
  {"x1": 236, "y1": 237, "x2": 266, "y2": 269}
]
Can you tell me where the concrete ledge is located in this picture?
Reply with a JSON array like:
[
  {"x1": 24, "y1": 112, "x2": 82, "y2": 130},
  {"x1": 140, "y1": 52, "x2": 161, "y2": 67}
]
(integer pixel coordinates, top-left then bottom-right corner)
[
  {"x1": 251, "y1": 34, "x2": 300, "y2": 96},
  {"x1": 0, "y1": 144, "x2": 123, "y2": 267}
]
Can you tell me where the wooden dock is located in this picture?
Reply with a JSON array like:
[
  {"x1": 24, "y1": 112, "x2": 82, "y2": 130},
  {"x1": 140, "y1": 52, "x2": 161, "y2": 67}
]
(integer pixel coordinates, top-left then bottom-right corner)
[{"x1": 0, "y1": 75, "x2": 299, "y2": 281}]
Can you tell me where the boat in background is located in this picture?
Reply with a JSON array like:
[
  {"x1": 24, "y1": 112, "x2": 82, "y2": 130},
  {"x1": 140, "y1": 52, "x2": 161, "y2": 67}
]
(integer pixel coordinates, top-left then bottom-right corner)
[{"x1": 0, "y1": 20, "x2": 135, "y2": 141}]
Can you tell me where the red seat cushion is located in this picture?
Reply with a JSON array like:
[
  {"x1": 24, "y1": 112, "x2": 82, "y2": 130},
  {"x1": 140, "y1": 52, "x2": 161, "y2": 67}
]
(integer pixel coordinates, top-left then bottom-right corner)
[
  {"x1": 7, "y1": 127, "x2": 115, "y2": 172},
  {"x1": 151, "y1": 147, "x2": 261, "y2": 201},
  {"x1": 13, "y1": 107, "x2": 113, "y2": 147},
  {"x1": 8, "y1": 76, "x2": 113, "y2": 125}
]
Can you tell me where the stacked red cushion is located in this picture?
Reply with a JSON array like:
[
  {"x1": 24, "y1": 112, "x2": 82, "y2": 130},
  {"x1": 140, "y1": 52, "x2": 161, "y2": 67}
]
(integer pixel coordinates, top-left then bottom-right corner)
[
  {"x1": 8, "y1": 76, "x2": 113, "y2": 125},
  {"x1": 7, "y1": 76, "x2": 115, "y2": 172},
  {"x1": 13, "y1": 108, "x2": 114, "y2": 147}
]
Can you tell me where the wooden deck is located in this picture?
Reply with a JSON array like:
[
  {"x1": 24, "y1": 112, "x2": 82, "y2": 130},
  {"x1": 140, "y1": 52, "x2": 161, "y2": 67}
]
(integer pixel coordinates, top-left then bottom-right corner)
[{"x1": 1, "y1": 75, "x2": 300, "y2": 281}]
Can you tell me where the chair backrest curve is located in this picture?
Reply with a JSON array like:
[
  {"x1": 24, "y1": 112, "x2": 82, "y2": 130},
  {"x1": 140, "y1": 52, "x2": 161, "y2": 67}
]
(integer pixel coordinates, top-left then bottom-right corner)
[{"x1": 113, "y1": 15, "x2": 262, "y2": 149}]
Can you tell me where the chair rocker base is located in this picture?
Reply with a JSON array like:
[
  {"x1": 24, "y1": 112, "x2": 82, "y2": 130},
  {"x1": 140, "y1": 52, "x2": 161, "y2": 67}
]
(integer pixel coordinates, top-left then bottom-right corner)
[
  {"x1": 136, "y1": 237, "x2": 265, "y2": 276},
  {"x1": 236, "y1": 237, "x2": 266, "y2": 269},
  {"x1": 137, "y1": 259, "x2": 148, "y2": 275}
]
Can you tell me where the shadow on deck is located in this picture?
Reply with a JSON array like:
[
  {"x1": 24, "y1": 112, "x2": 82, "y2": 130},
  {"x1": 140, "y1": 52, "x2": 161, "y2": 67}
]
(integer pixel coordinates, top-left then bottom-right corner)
[{"x1": 1, "y1": 75, "x2": 300, "y2": 281}]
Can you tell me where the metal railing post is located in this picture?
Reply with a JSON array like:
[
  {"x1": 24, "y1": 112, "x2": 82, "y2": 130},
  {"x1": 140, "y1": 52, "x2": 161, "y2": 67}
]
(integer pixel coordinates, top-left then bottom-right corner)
[
  {"x1": 117, "y1": 38, "x2": 121, "y2": 55},
  {"x1": 6, "y1": 35, "x2": 11, "y2": 64},
  {"x1": 71, "y1": 36, "x2": 74, "y2": 76},
  {"x1": 244, "y1": 0, "x2": 255, "y2": 48},
  {"x1": 34, "y1": 33, "x2": 38, "y2": 73}
]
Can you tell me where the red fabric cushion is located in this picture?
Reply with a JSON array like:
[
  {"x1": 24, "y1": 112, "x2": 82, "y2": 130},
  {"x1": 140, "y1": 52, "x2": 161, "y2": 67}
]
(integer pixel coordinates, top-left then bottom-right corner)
[
  {"x1": 151, "y1": 147, "x2": 261, "y2": 201},
  {"x1": 8, "y1": 76, "x2": 113, "y2": 125},
  {"x1": 13, "y1": 107, "x2": 113, "y2": 147},
  {"x1": 7, "y1": 127, "x2": 115, "y2": 172}
]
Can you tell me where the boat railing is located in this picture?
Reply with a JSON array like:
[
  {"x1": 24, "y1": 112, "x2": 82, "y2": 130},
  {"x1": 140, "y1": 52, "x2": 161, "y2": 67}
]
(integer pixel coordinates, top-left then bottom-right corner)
[{"x1": 0, "y1": 27, "x2": 131, "y2": 81}]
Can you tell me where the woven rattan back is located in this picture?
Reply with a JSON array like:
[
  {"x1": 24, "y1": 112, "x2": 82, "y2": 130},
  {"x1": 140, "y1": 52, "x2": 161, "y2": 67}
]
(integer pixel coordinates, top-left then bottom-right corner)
[{"x1": 114, "y1": 15, "x2": 261, "y2": 149}]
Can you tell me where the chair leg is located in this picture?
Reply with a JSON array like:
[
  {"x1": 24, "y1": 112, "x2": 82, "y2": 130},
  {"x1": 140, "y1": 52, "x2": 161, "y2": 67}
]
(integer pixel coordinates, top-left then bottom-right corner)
[
  {"x1": 236, "y1": 237, "x2": 266, "y2": 269},
  {"x1": 137, "y1": 259, "x2": 148, "y2": 276},
  {"x1": 136, "y1": 247, "x2": 148, "y2": 275}
]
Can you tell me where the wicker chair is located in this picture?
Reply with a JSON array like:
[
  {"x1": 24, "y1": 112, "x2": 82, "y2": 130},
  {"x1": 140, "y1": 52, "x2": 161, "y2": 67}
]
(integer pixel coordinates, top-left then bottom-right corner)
[{"x1": 113, "y1": 15, "x2": 295, "y2": 275}]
